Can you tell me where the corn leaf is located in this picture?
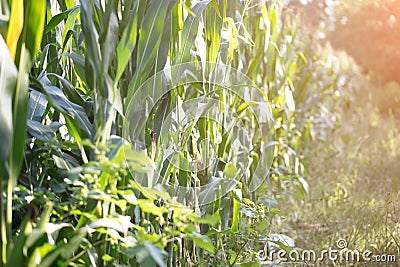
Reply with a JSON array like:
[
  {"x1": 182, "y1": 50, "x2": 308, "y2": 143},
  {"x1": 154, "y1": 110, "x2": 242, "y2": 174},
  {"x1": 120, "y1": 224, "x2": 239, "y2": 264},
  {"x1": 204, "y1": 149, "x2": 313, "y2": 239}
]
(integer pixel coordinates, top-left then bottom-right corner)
[
  {"x1": 22, "y1": 0, "x2": 46, "y2": 61},
  {"x1": 5, "y1": 0, "x2": 23, "y2": 61},
  {"x1": 0, "y1": 36, "x2": 17, "y2": 163},
  {"x1": 126, "y1": 0, "x2": 176, "y2": 102},
  {"x1": 173, "y1": 0, "x2": 211, "y2": 65},
  {"x1": 115, "y1": 0, "x2": 138, "y2": 83}
]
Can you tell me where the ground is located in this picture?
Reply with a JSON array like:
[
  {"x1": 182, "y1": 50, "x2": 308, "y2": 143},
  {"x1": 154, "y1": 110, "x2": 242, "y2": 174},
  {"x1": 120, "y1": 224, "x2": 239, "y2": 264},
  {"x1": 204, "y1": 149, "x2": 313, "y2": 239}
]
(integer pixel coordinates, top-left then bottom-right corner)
[{"x1": 281, "y1": 82, "x2": 400, "y2": 266}]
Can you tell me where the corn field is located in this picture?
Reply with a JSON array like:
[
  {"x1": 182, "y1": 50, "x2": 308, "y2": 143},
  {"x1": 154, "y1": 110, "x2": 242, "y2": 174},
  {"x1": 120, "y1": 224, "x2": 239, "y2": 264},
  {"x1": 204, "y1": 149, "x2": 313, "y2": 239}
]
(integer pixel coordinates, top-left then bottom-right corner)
[{"x1": 1, "y1": 0, "x2": 398, "y2": 266}]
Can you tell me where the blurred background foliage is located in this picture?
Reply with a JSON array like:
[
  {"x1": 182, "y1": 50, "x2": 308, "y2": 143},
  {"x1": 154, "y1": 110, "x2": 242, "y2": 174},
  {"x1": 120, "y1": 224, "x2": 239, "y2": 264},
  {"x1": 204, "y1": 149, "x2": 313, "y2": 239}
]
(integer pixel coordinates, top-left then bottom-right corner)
[
  {"x1": 0, "y1": 0, "x2": 399, "y2": 266},
  {"x1": 288, "y1": 0, "x2": 400, "y2": 84}
]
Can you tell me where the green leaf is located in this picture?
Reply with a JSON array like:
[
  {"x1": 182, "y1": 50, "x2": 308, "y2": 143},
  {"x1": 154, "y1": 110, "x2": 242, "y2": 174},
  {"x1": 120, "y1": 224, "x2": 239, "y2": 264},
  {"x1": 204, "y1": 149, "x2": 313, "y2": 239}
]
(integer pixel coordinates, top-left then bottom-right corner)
[
  {"x1": 138, "y1": 199, "x2": 166, "y2": 217},
  {"x1": 22, "y1": 0, "x2": 46, "y2": 61},
  {"x1": 297, "y1": 51, "x2": 308, "y2": 64},
  {"x1": 80, "y1": 0, "x2": 101, "y2": 90},
  {"x1": 0, "y1": 36, "x2": 17, "y2": 162},
  {"x1": 115, "y1": 1, "x2": 138, "y2": 83},
  {"x1": 61, "y1": 53, "x2": 85, "y2": 68},
  {"x1": 187, "y1": 232, "x2": 215, "y2": 253},
  {"x1": 9, "y1": 45, "x2": 30, "y2": 192},
  {"x1": 266, "y1": 8, "x2": 278, "y2": 84},
  {"x1": 143, "y1": 241, "x2": 167, "y2": 267},
  {"x1": 126, "y1": 0, "x2": 176, "y2": 102},
  {"x1": 64, "y1": 115, "x2": 83, "y2": 145},
  {"x1": 246, "y1": 49, "x2": 263, "y2": 76},
  {"x1": 6, "y1": 216, "x2": 32, "y2": 267},
  {"x1": 155, "y1": 6, "x2": 173, "y2": 72},
  {"x1": 27, "y1": 120, "x2": 61, "y2": 142},
  {"x1": 133, "y1": 243, "x2": 167, "y2": 267},
  {"x1": 44, "y1": 5, "x2": 79, "y2": 34},
  {"x1": 89, "y1": 218, "x2": 131, "y2": 234},
  {"x1": 199, "y1": 177, "x2": 239, "y2": 207},
  {"x1": 52, "y1": 154, "x2": 71, "y2": 170},
  {"x1": 192, "y1": 214, "x2": 219, "y2": 226},
  {"x1": 120, "y1": 189, "x2": 139, "y2": 205},
  {"x1": 62, "y1": 6, "x2": 80, "y2": 46},
  {"x1": 65, "y1": 0, "x2": 75, "y2": 9},
  {"x1": 123, "y1": 148, "x2": 153, "y2": 166},
  {"x1": 99, "y1": 3, "x2": 118, "y2": 77},
  {"x1": 45, "y1": 13, "x2": 66, "y2": 34},
  {"x1": 28, "y1": 90, "x2": 48, "y2": 121},
  {"x1": 173, "y1": 0, "x2": 211, "y2": 65},
  {"x1": 40, "y1": 84, "x2": 91, "y2": 136},
  {"x1": 6, "y1": 0, "x2": 24, "y2": 61},
  {"x1": 65, "y1": 228, "x2": 87, "y2": 252},
  {"x1": 40, "y1": 228, "x2": 87, "y2": 267},
  {"x1": 231, "y1": 189, "x2": 241, "y2": 231},
  {"x1": 204, "y1": 1, "x2": 222, "y2": 63},
  {"x1": 136, "y1": 0, "x2": 175, "y2": 72},
  {"x1": 1, "y1": 36, "x2": 30, "y2": 267},
  {"x1": 223, "y1": 163, "x2": 238, "y2": 179},
  {"x1": 48, "y1": 73, "x2": 85, "y2": 106},
  {"x1": 269, "y1": 239, "x2": 292, "y2": 253}
]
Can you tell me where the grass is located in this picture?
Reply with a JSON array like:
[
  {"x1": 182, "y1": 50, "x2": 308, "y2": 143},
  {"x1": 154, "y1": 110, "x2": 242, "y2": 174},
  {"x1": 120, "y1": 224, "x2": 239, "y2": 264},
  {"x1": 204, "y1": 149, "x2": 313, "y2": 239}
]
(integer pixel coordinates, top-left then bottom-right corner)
[{"x1": 283, "y1": 81, "x2": 400, "y2": 265}]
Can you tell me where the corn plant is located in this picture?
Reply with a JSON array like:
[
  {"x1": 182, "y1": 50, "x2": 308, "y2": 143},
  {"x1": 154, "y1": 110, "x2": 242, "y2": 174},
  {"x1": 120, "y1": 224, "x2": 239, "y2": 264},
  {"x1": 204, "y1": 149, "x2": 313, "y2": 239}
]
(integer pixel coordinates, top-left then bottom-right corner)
[{"x1": 0, "y1": 0, "x2": 362, "y2": 266}]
